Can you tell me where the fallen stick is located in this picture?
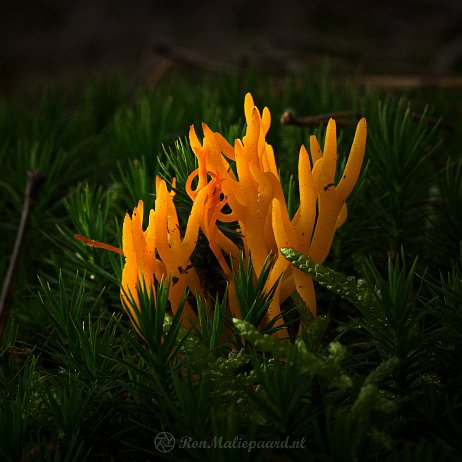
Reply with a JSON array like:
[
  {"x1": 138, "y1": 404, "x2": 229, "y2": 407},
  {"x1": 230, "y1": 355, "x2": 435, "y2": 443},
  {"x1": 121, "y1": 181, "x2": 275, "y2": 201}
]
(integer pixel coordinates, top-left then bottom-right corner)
[{"x1": 0, "y1": 170, "x2": 46, "y2": 340}]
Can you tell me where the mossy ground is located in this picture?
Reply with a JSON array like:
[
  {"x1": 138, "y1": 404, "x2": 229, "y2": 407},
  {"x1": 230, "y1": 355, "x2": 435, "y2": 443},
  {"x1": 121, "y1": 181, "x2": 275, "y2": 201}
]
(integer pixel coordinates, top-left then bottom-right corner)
[{"x1": 1, "y1": 68, "x2": 461, "y2": 461}]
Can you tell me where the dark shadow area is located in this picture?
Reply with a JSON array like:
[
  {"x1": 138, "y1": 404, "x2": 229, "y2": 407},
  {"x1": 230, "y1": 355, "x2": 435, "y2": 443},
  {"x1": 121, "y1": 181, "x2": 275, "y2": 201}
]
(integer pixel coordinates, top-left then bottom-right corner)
[{"x1": 2, "y1": 0, "x2": 462, "y2": 92}]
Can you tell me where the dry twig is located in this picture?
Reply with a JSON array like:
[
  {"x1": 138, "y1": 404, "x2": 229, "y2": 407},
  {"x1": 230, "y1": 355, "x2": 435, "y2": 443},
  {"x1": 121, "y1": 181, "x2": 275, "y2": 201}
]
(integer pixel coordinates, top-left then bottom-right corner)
[
  {"x1": 280, "y1": 110, "x2": 364, "y2": 127},
  {"x1": 0, "y1": 170, "x2": 46, "y2": 340}
]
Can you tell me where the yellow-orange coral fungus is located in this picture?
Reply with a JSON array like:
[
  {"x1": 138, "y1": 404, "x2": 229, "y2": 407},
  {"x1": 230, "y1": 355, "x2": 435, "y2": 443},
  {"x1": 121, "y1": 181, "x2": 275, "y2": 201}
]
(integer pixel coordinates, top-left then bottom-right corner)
[
  {"x1": 187, "y1": 94, "x2": 366, "y2": 333},
  {"x1": 76, "y1": 92, "x2": 366, "y2": 338},
  {"x1": 121, "y1": 200, "x2": 158, "y2": 329}
]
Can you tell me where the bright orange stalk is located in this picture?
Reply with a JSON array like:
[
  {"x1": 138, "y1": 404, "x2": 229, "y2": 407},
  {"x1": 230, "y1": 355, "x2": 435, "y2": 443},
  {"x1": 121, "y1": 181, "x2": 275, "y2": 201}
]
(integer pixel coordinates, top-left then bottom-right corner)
[{"x1": 74, "y1": 234, "x2": 123, "y2": 255}]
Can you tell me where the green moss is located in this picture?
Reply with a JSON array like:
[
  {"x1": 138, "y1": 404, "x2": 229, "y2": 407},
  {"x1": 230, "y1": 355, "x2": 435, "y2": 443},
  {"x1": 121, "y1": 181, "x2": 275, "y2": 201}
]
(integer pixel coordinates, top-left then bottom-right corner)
[{"x1": 0, "y1": 69, "x2": 461, "y2": 461}]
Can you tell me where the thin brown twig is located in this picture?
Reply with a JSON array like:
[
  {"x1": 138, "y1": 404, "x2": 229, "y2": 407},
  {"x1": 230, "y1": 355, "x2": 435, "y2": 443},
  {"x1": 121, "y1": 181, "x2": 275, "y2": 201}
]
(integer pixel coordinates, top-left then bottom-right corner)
[
  {"x1": 145, "y1": 57, "x2": 174, "y2": 87},
  {"x1": 153, "y1": 44, "x2": 235, "y2": 73},
  {"x1": 411, "y1": 112, "x2": 455, "y2": 132},
  {"x1": 280, "y1": 110, "x2": 364, "y2": 127},
  {"x1": 0, "y1": 170, "x2": 46, "y2": 340},
  {"x1": 349, "y1": 74, "x2": 462, "y2": 89}
]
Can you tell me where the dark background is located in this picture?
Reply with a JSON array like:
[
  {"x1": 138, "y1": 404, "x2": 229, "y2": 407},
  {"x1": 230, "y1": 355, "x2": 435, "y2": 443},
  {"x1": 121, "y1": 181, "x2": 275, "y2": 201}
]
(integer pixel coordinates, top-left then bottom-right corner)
[{"x1": 2, "y1": 0, "x2": 462, "y2": 92}]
